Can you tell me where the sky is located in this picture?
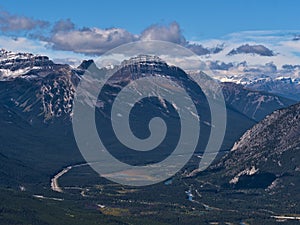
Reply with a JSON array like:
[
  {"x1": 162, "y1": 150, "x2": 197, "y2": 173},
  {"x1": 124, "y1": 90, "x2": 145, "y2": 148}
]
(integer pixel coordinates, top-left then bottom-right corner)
[
  {"x1": 1, "y1": 0, "x2": 300, "y2": 39},
  {"x1": 0, "y1": 0, "x2": 300, "y2": 66}
]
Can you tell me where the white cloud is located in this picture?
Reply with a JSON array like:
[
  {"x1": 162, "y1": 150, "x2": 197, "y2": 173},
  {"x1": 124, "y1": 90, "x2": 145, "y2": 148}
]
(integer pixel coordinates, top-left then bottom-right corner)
[
  {"x1": 0, "y1": 10, "x2": 48, "y2": 32},
  {"x1": 140, "y1": 22, "x2": 186, "y2": 44},
  {"x1": 52, "y1": 19, "x2": 75, "y2": 33},
  {"x1": 279, "y1": 40, "x2": 300, "y2": 52},
  {"x1": 49, "y1": 27, "x2": 137, "y2": 55}
]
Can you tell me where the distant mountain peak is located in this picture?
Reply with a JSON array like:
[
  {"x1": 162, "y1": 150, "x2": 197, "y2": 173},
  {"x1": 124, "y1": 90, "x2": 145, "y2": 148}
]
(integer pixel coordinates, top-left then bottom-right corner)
[
  {"x1": 78, "y1": 59, "x2": 95, "y2": 70},
  {"x1": 121, "y1": 54, "x2": 166, "y2": 66}
]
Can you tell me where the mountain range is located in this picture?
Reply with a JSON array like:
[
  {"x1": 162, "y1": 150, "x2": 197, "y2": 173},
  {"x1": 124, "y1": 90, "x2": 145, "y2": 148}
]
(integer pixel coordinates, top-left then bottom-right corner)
[{"x1": 0, "y1": 49, "x2": 299, "y2": 224}]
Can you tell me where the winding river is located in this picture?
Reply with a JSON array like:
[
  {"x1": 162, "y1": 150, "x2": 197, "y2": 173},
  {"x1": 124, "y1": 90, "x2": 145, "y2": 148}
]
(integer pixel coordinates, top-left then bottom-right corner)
[{"x1": 50, "y1": 163, "x2": 89, "y2": 192}]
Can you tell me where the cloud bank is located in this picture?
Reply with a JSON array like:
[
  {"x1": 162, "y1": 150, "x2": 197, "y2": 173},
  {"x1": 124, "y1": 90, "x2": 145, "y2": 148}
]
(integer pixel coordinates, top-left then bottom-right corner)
[
  {"x1": 46, "y1": 21, "x2": 213, "y2": 56},
  {"x1": 0, "y1": 9, "x2": 300, "y2": 70},
  {"x1": 0, "y1": 10, "x2": 213, "y2": 56}
]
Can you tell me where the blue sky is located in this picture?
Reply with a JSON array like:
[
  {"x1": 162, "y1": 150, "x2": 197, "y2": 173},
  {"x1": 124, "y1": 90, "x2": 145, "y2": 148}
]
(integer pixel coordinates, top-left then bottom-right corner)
[{"x1": 1, "y1": 0, "x2": 299, "y2": 40}]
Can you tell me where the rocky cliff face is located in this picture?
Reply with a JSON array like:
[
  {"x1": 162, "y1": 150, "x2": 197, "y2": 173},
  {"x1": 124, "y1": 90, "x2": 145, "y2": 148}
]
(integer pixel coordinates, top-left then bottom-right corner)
[
  {"x1": 210, "y1": 102, "x2": 300, "y2": 192},
  {"x1": 0, "y1": 49, "x2": 82, "y2": 124}
]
